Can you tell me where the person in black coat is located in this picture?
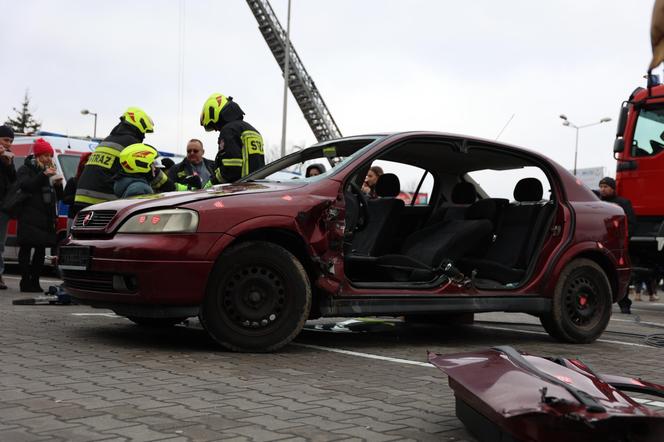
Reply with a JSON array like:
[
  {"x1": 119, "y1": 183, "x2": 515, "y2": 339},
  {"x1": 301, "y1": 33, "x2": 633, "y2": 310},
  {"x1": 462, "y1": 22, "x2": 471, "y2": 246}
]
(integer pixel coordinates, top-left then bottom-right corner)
[
  {"x1": 599, "y1": 176, "x2": 638, "y2": 313},
  {"x1": 16, "y1": 139, "x2": 64, "y2": 292},
  {"x1": 0, "y1": 125, "x2": 17, "y2": 290}
]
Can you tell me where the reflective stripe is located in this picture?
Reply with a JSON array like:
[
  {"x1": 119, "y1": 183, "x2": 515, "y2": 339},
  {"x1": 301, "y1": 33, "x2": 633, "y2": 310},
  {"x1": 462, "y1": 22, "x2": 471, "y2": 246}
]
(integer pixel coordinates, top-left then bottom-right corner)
[
  {"x1": 97, "y1": 141, "x2": 125, "y2": 152},
  {"x1": 74, "y1": 194, "x2": 111, "y2": 205},
  {"x1": 222, "y1": 159, "x2": 243, "y2": 166},
  {"x1": 87, "y1": 152, "x2": 116, "y2": 169},
  {"x1": 214, "y1": 168, "x2": 223, "y2": 183},
  {"x1": 151, "y1": 170, "x2": 169, "y2": 189},
  {"x1": 241, "y1": 130, "x2": 264, "y2": 155},
  {"x1": 177, "y1": 171, "x2": 187, "y2": 177},
  {"x1": 76, "y1": 188, "x2": 117, "y2": 201},
  {"x1": 241, "y1": 146, "x2": 249, "y2": 177},
  {"x1": 95, "y1": 146, "x2": 122, "y2": 156},
  {"x1": 203, "y1": 180, "x2": 213, "y2": 189}
]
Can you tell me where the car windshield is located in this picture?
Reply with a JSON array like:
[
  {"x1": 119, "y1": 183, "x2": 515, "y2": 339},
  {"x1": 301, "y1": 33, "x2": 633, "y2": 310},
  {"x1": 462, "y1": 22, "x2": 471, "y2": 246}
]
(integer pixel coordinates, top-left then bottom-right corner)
[{"x1": 239, "y1": 136, "x2": 385, "y2": 183}]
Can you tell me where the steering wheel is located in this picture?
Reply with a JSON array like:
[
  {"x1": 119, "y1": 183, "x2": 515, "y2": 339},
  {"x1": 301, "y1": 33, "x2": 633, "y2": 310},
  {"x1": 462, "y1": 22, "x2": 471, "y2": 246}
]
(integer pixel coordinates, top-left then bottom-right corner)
[{"x1": 349, "y1": 181, "x2": 370, "y2": 231}]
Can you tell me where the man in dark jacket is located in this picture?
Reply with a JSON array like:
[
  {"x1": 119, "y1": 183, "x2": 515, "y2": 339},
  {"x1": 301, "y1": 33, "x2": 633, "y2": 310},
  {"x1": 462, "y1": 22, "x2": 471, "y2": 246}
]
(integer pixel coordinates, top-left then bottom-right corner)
[
  {"x1": 599, "y1": 176, "x2": 637, "y2": 314},
  {"x1": 199, "y1": 93, "x2": 265, "y2": 184},
  {"x1": 0, "y1": 125, "x2": 17, "y2": 289},
  {"x1": 168, "y1": 139, "x2": 214, "y2": 190},
  {"x1": 74, "y1": 107, "x2": 175, "y2": 213}
]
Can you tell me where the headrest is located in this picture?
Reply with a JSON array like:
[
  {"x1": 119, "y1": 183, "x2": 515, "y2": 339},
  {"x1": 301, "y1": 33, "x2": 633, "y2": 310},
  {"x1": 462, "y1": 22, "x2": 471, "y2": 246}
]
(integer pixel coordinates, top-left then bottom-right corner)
[
  {"x1": 451, "y1": 182, "x2": 476, "y2": 204},
  {"x1": 465, "y1": 199, "x2": 497, "y2": 221},
  {"x1": 375, "y1": 173, "x2": 400, "y2": 197},
  {"x1": 514, "y1": 178, "x2": 543, "y2": 202}
]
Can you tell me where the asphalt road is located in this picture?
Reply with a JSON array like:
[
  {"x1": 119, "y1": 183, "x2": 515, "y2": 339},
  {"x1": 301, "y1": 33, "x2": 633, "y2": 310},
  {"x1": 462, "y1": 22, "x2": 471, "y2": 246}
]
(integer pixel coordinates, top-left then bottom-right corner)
[{"x1": 1, "y1": 273, "x2": 664, "y2": 441}]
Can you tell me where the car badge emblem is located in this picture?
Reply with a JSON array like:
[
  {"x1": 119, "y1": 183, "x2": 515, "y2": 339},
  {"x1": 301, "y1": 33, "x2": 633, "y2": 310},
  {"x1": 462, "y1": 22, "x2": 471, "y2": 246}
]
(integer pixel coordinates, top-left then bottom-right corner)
[{"x1": 82, "y1": 212, "x2": 94, "y2": 226}]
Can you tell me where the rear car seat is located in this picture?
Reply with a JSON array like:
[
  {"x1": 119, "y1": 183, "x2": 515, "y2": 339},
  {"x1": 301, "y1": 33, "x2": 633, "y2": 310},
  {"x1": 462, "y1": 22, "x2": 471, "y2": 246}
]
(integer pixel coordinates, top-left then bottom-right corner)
[
  {"x1": 375, "y1": 198, "x2": 499, "y2": 282},
  {"x1": 426, "y1": 181, "x2": 476, "y2": 226},
  {"x1": 460, "y1": 178, "x2": 553, "y2": 285}
]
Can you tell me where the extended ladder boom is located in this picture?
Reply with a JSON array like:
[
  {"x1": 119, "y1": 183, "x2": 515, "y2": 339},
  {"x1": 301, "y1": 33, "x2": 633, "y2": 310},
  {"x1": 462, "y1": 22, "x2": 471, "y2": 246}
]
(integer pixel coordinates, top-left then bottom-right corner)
[{"x1": 246, "y1": 0, "x2": 342, "y2": 141}]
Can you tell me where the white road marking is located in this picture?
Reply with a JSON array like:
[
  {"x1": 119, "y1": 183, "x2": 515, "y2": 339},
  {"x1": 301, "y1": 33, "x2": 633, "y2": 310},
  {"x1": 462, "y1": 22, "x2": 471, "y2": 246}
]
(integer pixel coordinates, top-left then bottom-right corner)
[
  {"x1": 477, "y1": 325, "x2": 654, "y2": 349},
  {"x1": 71, "y1": 313, "x2": 119, "y2": 318},
  {"x1": 612, "y1": 317, "x2": 664, "y2": 328},
  {"x1": 292, "y1": 343, "x2": 434, "y2": 368}
]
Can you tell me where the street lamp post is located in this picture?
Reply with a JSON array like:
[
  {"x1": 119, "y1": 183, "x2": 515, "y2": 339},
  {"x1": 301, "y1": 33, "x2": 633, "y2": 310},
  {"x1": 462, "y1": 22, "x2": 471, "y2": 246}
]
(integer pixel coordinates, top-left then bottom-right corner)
[
  {"x1": 559, "y1": 114, "x2": 612, "y2": 176},
  {"x1": 80, "y1": 109, "x2": 98, "y2": 138}
]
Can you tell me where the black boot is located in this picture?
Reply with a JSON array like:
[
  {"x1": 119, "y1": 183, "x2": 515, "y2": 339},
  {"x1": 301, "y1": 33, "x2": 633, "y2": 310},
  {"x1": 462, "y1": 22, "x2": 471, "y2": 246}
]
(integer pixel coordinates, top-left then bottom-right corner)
[
  {"x1": 30, "y1": 276, "x2": 44, "y2": 293},
  {"x1": 618, "y1": 296, "x2": 632, "y2": 314},
  {"x1": 20, "y1": 278, "x2": 35, "y2": 293}
]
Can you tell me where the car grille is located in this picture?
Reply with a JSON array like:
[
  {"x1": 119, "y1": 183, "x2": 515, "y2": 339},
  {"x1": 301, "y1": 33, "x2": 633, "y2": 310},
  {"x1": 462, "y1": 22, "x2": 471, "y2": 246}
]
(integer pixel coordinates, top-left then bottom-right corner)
[
  {"x1": 73, "y1": 210, "x2": 117, "y2": 230},
  {"x1": 62, "y1": 270, "x2": 137, "y2": 294}
]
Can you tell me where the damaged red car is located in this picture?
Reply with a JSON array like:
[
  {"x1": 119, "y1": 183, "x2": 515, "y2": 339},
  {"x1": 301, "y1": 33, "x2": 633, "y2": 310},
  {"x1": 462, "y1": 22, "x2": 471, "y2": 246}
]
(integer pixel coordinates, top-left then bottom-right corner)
[{"x1": 59, "y1": 132, "x2": 630, "y2": 351}]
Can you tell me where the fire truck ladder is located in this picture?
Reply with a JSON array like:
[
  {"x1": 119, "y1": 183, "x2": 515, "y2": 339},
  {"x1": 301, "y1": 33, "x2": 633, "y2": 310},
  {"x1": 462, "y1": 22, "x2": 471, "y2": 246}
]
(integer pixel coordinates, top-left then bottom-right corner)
[{"x1": 246, "y1": 0, "x2": 342, "y2": 141}]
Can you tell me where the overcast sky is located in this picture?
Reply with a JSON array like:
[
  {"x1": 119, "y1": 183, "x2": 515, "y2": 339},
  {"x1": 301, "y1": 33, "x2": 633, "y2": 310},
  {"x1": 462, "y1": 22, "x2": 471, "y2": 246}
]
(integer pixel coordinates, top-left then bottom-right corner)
[{"x1": 1, "y1": 0, "x2": 656, "y2": 176}]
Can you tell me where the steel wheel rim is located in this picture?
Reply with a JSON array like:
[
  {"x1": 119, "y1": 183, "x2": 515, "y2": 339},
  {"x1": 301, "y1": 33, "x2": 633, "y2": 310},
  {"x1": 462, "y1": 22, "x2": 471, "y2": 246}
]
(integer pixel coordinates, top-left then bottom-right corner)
[
  {"x1": 220, "y1": 264, "x2": 287, "y2": 333},
  {"x1": 564, "y1": 276, "x2": 601, "y2": 327}
]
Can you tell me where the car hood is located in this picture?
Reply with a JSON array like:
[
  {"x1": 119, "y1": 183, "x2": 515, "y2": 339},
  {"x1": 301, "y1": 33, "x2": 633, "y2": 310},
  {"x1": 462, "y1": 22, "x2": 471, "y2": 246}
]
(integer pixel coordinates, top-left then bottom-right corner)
[{"x1": 84, "y1": 181, "x2": 307, "y2": 214}]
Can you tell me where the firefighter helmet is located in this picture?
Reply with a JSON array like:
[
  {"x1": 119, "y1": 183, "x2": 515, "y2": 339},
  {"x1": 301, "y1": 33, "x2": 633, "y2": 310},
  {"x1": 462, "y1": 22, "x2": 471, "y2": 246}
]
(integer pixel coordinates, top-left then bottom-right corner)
[
  {"x1": 119, "y1": 143, "x2": 158, "y2": 174},
  {"x1": 121, "y1": 107, "x2": 154, "y2": 134},
  {"x1": 200, "y1": 93, "x2": 229, "y2": 131}
]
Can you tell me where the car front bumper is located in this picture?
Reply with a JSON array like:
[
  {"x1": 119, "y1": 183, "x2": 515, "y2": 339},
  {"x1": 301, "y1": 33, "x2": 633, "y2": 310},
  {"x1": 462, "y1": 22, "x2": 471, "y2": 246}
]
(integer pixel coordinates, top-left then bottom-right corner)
[{"x1": 60, "y1": 233, "x2": 224, "y2": 309}]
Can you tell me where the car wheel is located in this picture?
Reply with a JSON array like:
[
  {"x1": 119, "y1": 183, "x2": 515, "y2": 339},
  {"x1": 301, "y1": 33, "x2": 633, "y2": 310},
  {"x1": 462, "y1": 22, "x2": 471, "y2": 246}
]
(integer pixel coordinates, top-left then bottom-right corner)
[
  {"x1": 539, "y1": 258, "x2": 612, "y2": 344},
  {"x1": 200, "y1": 241, "x2": 311, "y2": 352},
  {"x1": 127, "y1": 316, "x2": 187, "y2": 327}
]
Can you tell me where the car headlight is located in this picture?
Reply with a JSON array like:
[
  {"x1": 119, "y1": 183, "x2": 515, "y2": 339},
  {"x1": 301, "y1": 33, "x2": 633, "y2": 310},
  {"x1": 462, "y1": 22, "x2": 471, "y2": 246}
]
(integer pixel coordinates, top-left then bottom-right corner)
[{"x1": 118, "y1": 209, "x2": 199, "y2": 233}]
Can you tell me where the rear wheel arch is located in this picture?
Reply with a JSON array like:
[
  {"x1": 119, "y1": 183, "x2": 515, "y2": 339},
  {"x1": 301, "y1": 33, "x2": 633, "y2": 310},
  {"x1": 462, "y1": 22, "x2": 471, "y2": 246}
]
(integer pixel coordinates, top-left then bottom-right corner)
[
  {"x1": 540, "y1": 257, "x2": 613, "y2": 343},
  {"x1": 574, "y1": 250, "x2": 619, "y2": 302}
]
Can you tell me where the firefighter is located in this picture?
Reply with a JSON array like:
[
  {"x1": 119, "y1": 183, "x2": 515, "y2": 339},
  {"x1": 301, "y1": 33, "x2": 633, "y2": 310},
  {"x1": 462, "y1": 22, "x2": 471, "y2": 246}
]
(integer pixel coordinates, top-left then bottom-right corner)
[
  {"x1": 114, "y1": 143, "x2": 160, "y2": 198},
  {"x1": 199, "y1": 93, "x2": 265, "y2": 184},
  {"x1": 74, "y1": 107, "x2": 155, "y2": 211}
]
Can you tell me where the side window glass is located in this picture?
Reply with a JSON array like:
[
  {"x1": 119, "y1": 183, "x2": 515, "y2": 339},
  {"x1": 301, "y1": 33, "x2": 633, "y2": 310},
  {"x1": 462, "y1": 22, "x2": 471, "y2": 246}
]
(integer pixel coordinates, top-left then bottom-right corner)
[
  {"x1": 369, "y1": 160, "x2": 434, "y2": 206},
  {"x1": 57, "y1": 155, "x2": 81, "y2": 181},
  {"x1": 467, "y1": 166, "x2": 551, "y2": 201},
  {"x1": 632, "y1": 108, "x2": 664, "y2": 157}
]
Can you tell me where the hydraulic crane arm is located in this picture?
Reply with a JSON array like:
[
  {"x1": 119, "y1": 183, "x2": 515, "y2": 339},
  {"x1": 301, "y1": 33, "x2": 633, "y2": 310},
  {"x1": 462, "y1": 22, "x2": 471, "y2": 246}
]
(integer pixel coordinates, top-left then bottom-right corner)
[{"x1": 246, "y1": 0, "x2": 342, "y2": 141}]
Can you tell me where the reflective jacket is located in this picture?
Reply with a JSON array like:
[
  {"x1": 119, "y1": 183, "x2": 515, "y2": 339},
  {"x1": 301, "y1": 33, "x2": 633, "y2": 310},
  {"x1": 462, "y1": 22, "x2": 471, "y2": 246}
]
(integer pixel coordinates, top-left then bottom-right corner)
[
  {"x1": 209, "y1": 101, "x2": 265, "y2": 184},
  {"x1": 74, "y1": 122, "x2": 143, "y2": 208}
]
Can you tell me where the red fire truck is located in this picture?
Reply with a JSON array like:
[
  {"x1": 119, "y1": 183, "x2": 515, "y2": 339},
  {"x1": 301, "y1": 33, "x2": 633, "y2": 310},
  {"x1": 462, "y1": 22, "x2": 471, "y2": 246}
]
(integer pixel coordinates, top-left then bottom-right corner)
[{"x1": 614, "y1": 78, "x2": 664, "y2": 277}]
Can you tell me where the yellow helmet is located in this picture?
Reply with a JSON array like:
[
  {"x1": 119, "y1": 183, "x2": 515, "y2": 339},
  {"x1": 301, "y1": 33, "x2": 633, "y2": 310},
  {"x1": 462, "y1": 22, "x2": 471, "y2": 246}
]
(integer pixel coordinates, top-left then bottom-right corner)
[
  {"x1": 122, "y1": 107, "x2": 154, "y2": 134},
  {"x1": 119, "y1": 143, "x2": 158, "y2": 174},
  {"x1": 200, "y1": 93, "x2": 229, "y2": 131}
]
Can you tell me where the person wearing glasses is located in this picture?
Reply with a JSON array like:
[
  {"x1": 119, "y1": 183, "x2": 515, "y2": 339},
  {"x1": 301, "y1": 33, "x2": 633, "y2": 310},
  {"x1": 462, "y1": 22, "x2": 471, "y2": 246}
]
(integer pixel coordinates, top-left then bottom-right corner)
[{"x1": 168, "y1": 139, "x2": 215, "y2": 190}]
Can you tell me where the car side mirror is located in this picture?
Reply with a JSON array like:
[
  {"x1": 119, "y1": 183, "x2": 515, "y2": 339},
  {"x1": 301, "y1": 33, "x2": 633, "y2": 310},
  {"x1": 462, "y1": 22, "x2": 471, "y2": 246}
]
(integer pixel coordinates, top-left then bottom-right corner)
[{"x1": 615, "y1": 103, "x2": 629, "y2": 137}]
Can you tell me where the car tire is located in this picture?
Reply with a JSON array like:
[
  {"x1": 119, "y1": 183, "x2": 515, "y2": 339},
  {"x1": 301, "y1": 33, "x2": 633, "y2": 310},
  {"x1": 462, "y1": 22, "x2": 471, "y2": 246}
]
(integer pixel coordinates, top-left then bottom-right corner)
[
  {"x1": 200, "y1": 241, "x2": 311, "y2": 352},
  {"x1": 539, "y1": 258, "x2": 612, "y2": 344},
  {"x1": 127, "y1": 316, "x2": 186, "y2": 327}
]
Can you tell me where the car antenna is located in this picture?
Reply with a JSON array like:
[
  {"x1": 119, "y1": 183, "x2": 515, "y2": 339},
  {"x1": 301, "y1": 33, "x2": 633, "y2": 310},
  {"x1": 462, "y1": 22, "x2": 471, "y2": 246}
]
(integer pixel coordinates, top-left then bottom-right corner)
[{"x1": 495, "y1": 113, "x2": 515, "y2": 140}]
